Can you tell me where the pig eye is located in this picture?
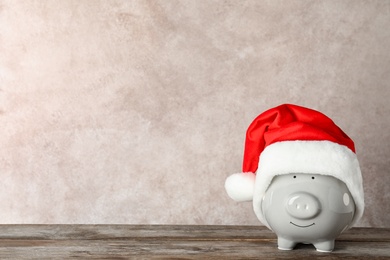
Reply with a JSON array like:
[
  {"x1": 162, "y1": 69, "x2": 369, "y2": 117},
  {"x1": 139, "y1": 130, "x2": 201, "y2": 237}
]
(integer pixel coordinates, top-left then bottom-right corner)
[
  {"x1": 311, "y1": 176, "x2": 315, "y2": 180},
  {"x1": 293, "y1": 175, "x2": 296, "y2": 179}
]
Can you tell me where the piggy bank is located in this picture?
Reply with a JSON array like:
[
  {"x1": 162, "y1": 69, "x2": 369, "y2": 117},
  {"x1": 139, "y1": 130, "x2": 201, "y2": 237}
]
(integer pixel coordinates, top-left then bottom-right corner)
[
  {"x1": 225, "y1": 104, "x2": 364, "y2": 252},
  {"x1": 261, "y1": 173, "x2": 355, "y2": 252}
]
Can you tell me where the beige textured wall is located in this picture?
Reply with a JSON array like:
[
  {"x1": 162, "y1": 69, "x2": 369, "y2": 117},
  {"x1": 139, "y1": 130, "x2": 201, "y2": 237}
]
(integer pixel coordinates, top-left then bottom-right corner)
[{"x1": 0, "y1": 1, "x2": 389, "y2": 227}]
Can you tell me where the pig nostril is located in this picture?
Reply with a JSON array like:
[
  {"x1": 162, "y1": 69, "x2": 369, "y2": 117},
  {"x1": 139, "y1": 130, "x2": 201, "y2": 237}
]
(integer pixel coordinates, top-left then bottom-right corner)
[{"x1": 286, "y1": 192, "x2": 320, "y2": 220}]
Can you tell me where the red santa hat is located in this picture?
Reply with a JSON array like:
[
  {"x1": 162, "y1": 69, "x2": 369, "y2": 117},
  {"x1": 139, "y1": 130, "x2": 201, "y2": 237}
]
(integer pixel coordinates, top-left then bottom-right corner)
[{"x1": 225, "y1": 104, "x2": 364, "y2": 228}]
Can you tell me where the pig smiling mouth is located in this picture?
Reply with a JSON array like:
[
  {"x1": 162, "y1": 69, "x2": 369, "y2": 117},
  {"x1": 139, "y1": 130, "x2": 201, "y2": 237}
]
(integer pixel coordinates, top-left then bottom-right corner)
[{"x1": 290, "y1": 222, "x2": 315, "y2": 228}]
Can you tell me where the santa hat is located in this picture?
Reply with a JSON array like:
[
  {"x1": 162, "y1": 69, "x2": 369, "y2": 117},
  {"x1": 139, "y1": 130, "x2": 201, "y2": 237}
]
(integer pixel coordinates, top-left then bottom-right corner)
[{"x1": 225, "y1": 104, "x2": 364, "y2": 228}]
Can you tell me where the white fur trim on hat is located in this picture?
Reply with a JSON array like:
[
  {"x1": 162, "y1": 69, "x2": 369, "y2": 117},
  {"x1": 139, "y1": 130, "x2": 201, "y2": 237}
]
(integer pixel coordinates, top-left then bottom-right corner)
[
  {"x1": 225, "y1": 172, "x2": 255, "y2": 202},
  {"x1": 252, "y1": 140, "x2": 364, "y2": 229}
]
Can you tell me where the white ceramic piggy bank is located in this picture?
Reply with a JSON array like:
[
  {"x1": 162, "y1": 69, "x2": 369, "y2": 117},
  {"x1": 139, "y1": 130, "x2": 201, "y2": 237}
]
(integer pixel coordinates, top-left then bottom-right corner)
[
  {"x1": 225, "y1": 104, "x2": 364, "y2": 253},
  {"x1": 261, "y1": 173, "x2": 355, "y2": 252}
]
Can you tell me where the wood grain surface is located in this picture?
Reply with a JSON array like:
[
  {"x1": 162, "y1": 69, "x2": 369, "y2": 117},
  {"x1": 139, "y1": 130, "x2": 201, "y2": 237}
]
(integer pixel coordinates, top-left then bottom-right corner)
[{"x1": 0, "y1": 225, "x2": 388, "y2": 259}]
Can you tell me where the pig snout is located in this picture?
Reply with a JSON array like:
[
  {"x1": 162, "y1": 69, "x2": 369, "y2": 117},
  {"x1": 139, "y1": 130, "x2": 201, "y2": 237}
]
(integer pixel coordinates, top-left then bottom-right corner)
[{"x1": 286, "y1": 192, "x2": 321, "y2": 219}]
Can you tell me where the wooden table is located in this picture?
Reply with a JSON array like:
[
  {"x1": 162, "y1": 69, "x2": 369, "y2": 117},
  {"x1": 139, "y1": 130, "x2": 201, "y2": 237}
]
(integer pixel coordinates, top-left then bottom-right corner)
[{"x1": 0, "y1": 225, "x2": 388, "y2": 259}]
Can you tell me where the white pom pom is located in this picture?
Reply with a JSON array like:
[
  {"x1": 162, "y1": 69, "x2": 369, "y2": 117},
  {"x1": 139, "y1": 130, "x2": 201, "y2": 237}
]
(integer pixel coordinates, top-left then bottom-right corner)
[{"x1": 225, "y1": 172, "x2": 256, "y2": 202}]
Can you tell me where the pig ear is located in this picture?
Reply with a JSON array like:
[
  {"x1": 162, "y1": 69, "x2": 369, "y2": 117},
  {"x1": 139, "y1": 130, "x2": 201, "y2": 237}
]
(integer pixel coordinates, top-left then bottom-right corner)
[{"x1": 225, "y1": 172, "x2": 255, "y2": 202}]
